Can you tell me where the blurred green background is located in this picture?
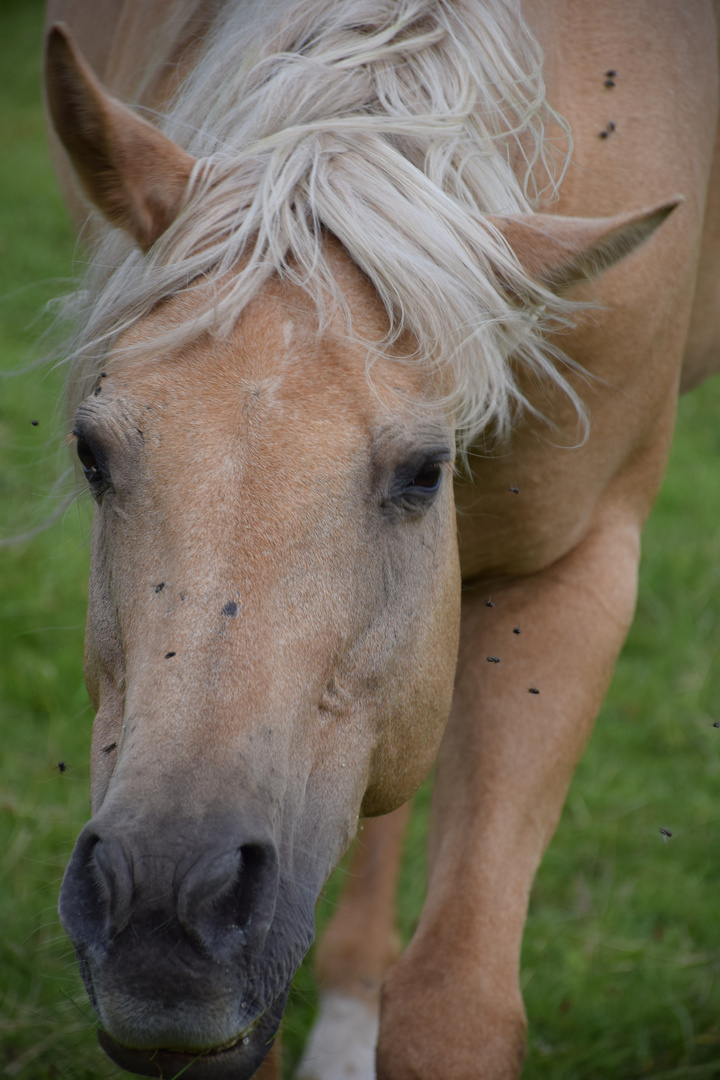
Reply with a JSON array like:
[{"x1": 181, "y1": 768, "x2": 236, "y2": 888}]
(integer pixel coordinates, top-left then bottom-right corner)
[{"x1": 1, "y1": 2, "x2": 720, "y2": 1077}]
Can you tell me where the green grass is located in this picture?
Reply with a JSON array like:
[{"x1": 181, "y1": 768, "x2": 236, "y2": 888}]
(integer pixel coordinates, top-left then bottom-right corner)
[{"x1": 2, "y1": 1, "x2": 720, "y2": 1077}]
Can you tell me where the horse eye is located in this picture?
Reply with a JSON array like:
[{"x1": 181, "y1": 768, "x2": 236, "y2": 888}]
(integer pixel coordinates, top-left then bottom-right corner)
[
  {"x1": 384, "y1": 451, "x2": 451, "y2": 516},
  {"x1": 73, "y1": 433, "x2": 110, "y2": 496},
  {"x1": 76, "y1": 437, "x2": 97, "y2": 473},
  {"x1": 411, "y1": 462, "x2": 443, "y2": 490}
]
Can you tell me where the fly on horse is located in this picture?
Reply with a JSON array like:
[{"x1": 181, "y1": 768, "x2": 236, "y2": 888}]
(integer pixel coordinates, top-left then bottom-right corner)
[{"x1": 43, "y1": 0, "x2": 719, "y2": 1077}]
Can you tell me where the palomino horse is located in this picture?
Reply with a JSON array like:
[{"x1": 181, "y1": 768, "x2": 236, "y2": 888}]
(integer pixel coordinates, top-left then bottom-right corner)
[{"x1": 44, "y1": 0, "x2": 719, "y2": 1077}]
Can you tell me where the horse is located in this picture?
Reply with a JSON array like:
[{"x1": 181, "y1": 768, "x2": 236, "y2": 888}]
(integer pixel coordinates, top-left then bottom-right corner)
[{"x1": 42, "y1": 0, "x2": 720, "y2": 1077}]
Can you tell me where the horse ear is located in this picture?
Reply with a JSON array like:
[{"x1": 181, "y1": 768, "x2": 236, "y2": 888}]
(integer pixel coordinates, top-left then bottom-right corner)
[
  {"x1": 45, "y1": 23, "x2": 196, "y2": 250},
  {"x1": 487, "y1": 198, "x2": 682, "y2": 292}
]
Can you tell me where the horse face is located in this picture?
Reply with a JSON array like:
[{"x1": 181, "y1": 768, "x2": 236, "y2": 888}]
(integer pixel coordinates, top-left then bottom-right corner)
[{"x1": 59, "y1": 261, "x2": 460, "y2": 1077}]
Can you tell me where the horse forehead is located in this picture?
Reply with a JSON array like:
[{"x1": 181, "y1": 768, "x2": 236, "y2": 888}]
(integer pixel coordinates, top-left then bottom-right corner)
[
  {"x1": 147, "y1": 373, "x2": 361, "y2": 464},
  {"x1": 109, "y1": 288, "x2": 430, "y2": 457}
]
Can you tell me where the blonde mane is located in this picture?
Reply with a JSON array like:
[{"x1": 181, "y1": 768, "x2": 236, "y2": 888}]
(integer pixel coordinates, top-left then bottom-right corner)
[{"x1": 64, "y1": 0, "x2": 578, "y2": 446}]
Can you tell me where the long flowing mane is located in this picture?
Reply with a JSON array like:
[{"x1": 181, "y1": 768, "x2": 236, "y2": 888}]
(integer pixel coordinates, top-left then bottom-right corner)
[{"x1": 64, "y1": 0, "x2": 578, "y2": 445}]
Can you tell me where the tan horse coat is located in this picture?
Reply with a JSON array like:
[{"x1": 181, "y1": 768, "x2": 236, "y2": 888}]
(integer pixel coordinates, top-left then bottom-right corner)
[{"x1": 44, "y1": 1, "x2": 720, "y2": 1077}]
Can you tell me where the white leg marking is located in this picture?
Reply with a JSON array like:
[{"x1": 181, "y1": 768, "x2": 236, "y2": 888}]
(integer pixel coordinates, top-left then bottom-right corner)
[{"x1": 295, "y1": 991, "x2": 378, "y2": 1080}]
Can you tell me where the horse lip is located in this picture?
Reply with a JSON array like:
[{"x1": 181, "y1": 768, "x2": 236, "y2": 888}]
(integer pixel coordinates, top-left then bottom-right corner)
[
  {"x1": 97, "y1": 988, "x2": 289, "y2": 1079},
  {"x1": 160, "y1": 1016, "x2": 260, "y2": 1054},
  {"x1": 98, "y1": 1025, "x2": 270, "y2": 1080}
]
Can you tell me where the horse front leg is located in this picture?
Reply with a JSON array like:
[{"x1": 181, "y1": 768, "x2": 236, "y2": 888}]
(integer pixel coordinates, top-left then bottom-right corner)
[
  {"x1": 296, "y1": 804, "x2": 409, "y2": 1080},
  {"x1": 377, "y1": 516, "x2": 642, "y2": 1079}
]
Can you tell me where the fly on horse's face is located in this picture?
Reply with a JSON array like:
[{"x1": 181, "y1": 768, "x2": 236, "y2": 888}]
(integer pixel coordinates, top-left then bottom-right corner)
[{"x1": 60, "y1": 256, "x2": 460, "y2": 1077}]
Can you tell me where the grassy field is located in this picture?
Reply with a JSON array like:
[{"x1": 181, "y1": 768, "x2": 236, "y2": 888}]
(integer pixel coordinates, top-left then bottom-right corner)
[{"x1": 2, "y1": 1, "x2": 720, "y2": 1077}]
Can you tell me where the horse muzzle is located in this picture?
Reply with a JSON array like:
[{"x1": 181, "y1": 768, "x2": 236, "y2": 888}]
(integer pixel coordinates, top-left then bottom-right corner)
[{"x1": 58, "y1": 806, "x2": 313, "y2": 1077}]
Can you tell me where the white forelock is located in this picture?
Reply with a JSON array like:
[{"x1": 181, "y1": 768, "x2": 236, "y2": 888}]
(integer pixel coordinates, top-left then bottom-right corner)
[{"x1": 63, "y1": 0, "x2": 581, "y2": 446}]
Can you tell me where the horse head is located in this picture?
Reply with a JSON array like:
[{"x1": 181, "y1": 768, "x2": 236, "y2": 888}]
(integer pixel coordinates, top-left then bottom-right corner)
[{"x1": 48, "y1": 25, "x2": 462, "y2": 1078}]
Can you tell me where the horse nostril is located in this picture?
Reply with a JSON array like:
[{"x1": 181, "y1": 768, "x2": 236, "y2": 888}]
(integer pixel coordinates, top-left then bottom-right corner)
[
  {"x1": 59, "y1": 829, "x2": 133, "y2": 947},
  {"x1": 60, "y1": 820, "x2": 280, "y2": 963},
  {"x1": 178, "y1": 841, "x2": 279, "y2": 955},
  {"x1": 231, "y1": 843, "x2": 279, "y2": 941}
]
